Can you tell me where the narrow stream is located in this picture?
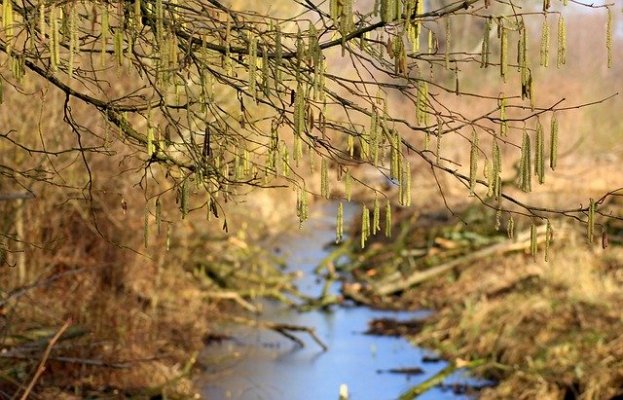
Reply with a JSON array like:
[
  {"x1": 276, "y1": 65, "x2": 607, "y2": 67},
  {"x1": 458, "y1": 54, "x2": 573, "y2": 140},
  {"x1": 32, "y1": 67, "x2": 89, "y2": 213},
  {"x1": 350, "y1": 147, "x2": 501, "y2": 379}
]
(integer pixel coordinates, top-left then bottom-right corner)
[{"x1": 200, "y1": 204, "x2": 482, "y2": 400}]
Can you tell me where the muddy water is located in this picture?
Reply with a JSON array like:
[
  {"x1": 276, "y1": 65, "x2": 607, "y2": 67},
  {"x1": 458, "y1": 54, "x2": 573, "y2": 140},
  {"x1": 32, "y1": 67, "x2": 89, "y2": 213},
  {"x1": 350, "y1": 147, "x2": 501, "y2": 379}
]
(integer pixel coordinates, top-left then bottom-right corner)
[{"x1": 199, "y1": 204, "x2": 482, "y2": 400}]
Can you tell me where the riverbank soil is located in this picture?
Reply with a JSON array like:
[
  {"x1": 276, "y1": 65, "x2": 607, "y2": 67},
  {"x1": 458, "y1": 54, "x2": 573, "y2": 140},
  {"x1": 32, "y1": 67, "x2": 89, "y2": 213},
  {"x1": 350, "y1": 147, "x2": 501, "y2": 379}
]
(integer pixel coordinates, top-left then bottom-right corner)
[{"x1": 345, "y1": 197, "x2": 623, "y2": 399}]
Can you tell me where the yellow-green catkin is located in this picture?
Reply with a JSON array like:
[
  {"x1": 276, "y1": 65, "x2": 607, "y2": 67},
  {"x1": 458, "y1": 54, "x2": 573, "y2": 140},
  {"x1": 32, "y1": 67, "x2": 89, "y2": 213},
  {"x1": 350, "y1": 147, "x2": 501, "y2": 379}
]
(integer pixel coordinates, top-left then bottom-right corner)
[
  {"x1": 330, "y1": 0, "x2": 339, "y2": 25},
  {"x1": 390, "y1": 129, "x2": 401, "y2": 179},
  {"x1": 166, "y1": 222, "x2": 172, "y2": 251},
  {"x1": 481, "y1": 17, "x2": 491, "y2": 67},
  {"x1": 401, "y1": 160, "x2": 411, "y2": 206},
  {"x1": 385, "y1": 200, "x2": 392, "y2": 238},
  {"x1": 469, "y1": 129, "x2": 479, "y2": 196},
  {"x1": 296, "y1": 186, "x2": 309, "y2": 226},
  {"x1": 545, "y1": 220, "x2": 553, "y2": 262},
  {"x1": 588, "y1": 198, "x2": 596, "y2": 244},
  {"x1": 147, "y1": 121, "x2": 155, "y2": 157},
  {"x1": 293, "y1": 84, "x2": 305, "y2": 164},
  {"x1": 348, "y1": 134, "x2": 355, "y2": 158},
  {"x1": 340, "y1": 0, "x2": 354, "y2": 34},
  {"x1": 519, "y1": 22, "x2": 530, "y2": 101},
  {"x1": 114, "y1": 29, "x2": 124, "y2": 67},
  {"x1": 500, "y1": 26, "x2": 508, "y2": 81},
  {"x1": 380, "y1": 0, "x2": 395, "y2": 23},
  {"x1": 530, "y1": 220, "x2": 538, "y2": 262},
  {"x1": 370, "y1": 109, "x2": 380, "y2": 165},
  {"x1": 557, "y1": 15, "x2": 566, "y2": 67},
  {"x1": 536, "y1": 119, "x2": 545, "y2": 184},
  {"x1": 67, "y1": 4, "x2": 78, "y2": 77},
  {"x1": 606, "y1": 8, "x2": 612, "y2": 68},
  {"x1": 500, "y1": 95, "x2": 508, "y2": 137},
  {"x1": 361, "y1": 205, "x2": 371, "y2": 248},
  {"x1": 3, "y1": 0, "x2": 13, "y2": 54},
  {"x1": 181, "y1": 179, "x2": 189, "y2": 219},
  {"x1": 540, "y1": 15, "x2": 550, "y2": 67},
  {"x1": 550, "y1": 113, "x2": 558, "y2": 170},
  {"x1": 51, "y1": 3, "x2": 60, "y2": 71},
  {"x1": 519, "y1": 126, "x2": 532, "y2": 193},
  {"x1": 321, "y1": 158, "x2": 330, "y2": 199},
  {"x1": 507, "y1": 214, "x2": 514, "y2": 239},
  {"x1": 336, "y1": 202, "x2": 344, "y2": 243},
  {"x1": 436, "y1": 116, "x2": 443, "y2": 165},
  {"x1": 490, "y1": 138, "x2": 501, "y2": 199},
  {"x1": 373, "y1": 196, "x2": 381, "y2": 235},
  {"x1": 248, "y1": 32, "x2": 258, "y2": 102},
  {"x1": 156, "y1": 197, "x2": 162, "y2": 235}
]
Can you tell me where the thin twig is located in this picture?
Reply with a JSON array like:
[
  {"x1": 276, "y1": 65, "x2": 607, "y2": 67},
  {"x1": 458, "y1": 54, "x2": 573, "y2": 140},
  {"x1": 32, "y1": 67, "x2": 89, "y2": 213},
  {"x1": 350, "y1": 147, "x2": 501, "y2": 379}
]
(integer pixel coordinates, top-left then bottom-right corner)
[{"x1": 19, "y1": 319, "x2": 72, "y2": 400}]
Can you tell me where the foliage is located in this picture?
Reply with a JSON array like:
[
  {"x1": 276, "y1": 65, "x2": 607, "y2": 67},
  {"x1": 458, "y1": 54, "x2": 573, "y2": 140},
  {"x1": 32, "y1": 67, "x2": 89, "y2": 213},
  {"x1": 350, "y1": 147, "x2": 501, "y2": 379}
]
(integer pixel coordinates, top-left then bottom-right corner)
[{"x1": 0, "y1": 0, "x2": 621, "y2": 249}]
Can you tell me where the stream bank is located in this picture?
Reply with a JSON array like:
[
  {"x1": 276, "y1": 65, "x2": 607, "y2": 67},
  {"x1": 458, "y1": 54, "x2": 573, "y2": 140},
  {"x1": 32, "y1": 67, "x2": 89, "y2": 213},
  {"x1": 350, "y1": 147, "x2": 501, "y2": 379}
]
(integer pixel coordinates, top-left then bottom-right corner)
[{"x1": 337, "y1": 200, "x2": 623, "y2": 399}]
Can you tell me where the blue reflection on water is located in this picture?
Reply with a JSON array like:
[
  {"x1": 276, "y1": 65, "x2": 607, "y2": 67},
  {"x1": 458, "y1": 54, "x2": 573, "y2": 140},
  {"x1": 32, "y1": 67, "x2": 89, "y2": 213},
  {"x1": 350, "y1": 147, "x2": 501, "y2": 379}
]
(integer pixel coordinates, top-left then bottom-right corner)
[{"x1": 200, "y1": 204, "x2": 483, "y2": 400}]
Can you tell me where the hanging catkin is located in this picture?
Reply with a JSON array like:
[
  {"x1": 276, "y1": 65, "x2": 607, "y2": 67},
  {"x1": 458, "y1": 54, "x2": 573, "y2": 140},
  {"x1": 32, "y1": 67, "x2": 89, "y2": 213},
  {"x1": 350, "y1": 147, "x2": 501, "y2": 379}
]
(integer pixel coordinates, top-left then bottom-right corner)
[
  {"x1": 519, "y1": 22, "x2": 530, "y2": 100},
  {"x1": 507, "y1": 214, "x2": 514, "y2": 239},
  {"x1": 444, "y1": 17, "x2": 451, "y2": 70},
  {"x1": 491, "y1": 138, "x2": 501, "y2": 199},
  {"x1": 545, "y1": 221, "x2": 553, "y2": 262},
  {"x1": 557, "y1": 15, "x2": 566, "y2": 67},
  {"x1": 500, "y1": 26, "x2": 508, "y2": 81},
  {"x1": 336, "y1": 202, "x2": 344, "y2": 243},
  {"x1": 606, "y1": 8, "x2": 612, "y2": 68},
  {"x1": 530, "y1": 220, "x2": 538, "y2": 262},
  {"x1": 481, "y1": 17, "x2": 491, "y2": 67},
  {"x1": 588, "y1": 198, "x2": 596, "y2": 244},
  {"x1": 385, "y1": 200, "x2": 392, "y2": 237},
  {"x1": 436, "y1": 116, "x2": 443, "y2": 165},
  {"x1": 156, "y1": 197, "x2": 162, "y2": 235},
  {"x1": 469, "y1": 129, "x2": 479, "y2": 196},
  {"x1": 321, "y1": 158, "x2": 330, "y2": 199},
  {"x1": 401, "y1": 161, "x2": 411, "y2": 207},
  {"x1": 500, "y1": 95, "x2": 508, "y2": 137},
  {"x1": 540, "y1": 15, "x2": 550, "y2": 67},
  {"x1": 373, "y1": 196, "x2": 381, "y2": 235},
  {"x1": 390, "y1": 129, "x2": 400, "y2": 180},
  {"x1": 361, "y1": 205, "x2": 370, "y2": 248},
  {"x1": 345, "y1": 168, "x2": 352, "y2": 201},
  {"x1": 519, "y1": 127, "x2": 532, "y2": 193},
  {"x1": 536, "y1": 119, "x2": 545, "y2": 184},
  {"x1": 51, "y1": 3, "x2": 60, "y2": 70},
  {"x1": 181, "y1": 179, "x2": 189, "y2": 219},
  {"x1": 550, "y1": 113, "x2": 558, "y2": 170},
  {"x1": 380, "y1": 0, "x2": 395, "y2": 23},
  {"x1": 248, "y1": 32, "x2": 257, "y2": 101}
]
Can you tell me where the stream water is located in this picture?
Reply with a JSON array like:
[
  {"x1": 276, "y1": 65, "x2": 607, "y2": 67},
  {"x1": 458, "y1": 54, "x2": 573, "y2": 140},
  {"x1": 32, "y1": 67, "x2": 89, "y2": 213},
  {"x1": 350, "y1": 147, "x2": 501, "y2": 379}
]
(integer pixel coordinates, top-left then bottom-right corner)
[{"x1": 199, "y1": 204, "x2": 484, "y2": 400}]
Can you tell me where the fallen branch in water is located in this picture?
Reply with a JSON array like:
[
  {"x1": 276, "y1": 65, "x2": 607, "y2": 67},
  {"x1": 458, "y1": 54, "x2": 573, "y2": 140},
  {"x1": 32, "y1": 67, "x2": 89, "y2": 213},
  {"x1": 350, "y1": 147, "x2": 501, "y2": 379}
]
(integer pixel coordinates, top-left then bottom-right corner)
[
  {"x1": 227, "y1": 315, "x2": 328, "y2": 351},
  {"x1": 398, "y1": 358, "x2": 486, "y2": 399},
  {"x1": 374, "y1": 225, "x2": 550, "y2": 296}
]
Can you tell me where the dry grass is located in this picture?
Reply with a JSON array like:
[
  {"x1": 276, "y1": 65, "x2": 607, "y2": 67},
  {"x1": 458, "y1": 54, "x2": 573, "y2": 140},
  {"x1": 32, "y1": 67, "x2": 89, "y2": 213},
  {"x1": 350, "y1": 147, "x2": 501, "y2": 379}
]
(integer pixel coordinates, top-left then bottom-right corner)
[{"x1": 400, "y1": 219, "x2": 623, "y2": 399}]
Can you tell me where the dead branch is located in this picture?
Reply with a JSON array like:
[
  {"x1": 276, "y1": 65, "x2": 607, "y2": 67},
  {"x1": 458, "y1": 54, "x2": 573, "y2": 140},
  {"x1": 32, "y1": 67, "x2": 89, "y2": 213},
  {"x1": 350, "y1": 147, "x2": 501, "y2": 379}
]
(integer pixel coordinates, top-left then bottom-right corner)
[
  {"x1": 227, "y1": 315, "x2": 328, "y2": 351},
  {"x1": 374, "y1": 225, "x2": 551, "y2": 296}
]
